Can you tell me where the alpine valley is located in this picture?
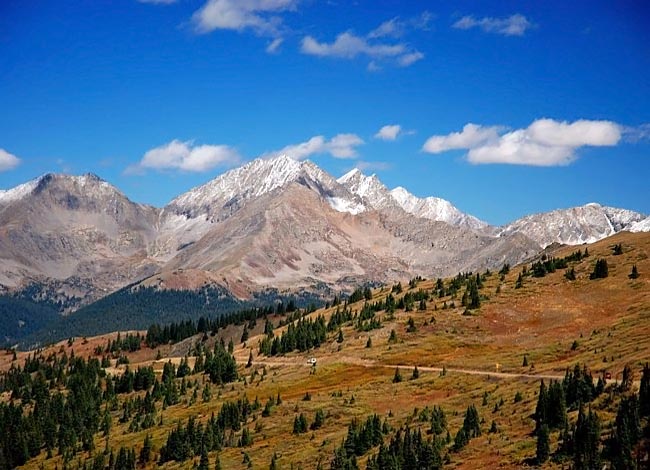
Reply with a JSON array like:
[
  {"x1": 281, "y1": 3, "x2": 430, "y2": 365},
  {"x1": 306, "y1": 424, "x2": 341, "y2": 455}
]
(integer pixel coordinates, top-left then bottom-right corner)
[{"x1": 0, "y1": 155, "x2": 648, "y2": 345}]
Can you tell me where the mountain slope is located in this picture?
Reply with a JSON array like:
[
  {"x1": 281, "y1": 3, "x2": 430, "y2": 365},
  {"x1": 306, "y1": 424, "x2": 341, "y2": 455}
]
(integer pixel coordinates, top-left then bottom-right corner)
[
  {"x1": 0, "y1": 173, "x2": 160, "y2": 302},
  {"x1": 156, "y1": 155, "x2": 364, "y2": 257},
  {"x1": 500, "y1": 202, "x2": 646, "y2": 248},
  {"x1": 159, "y1": 181, "x2": 538, "y2": 293},
  {"x1": 0, "y1": 157, "x2": 647, "y2": 309}
]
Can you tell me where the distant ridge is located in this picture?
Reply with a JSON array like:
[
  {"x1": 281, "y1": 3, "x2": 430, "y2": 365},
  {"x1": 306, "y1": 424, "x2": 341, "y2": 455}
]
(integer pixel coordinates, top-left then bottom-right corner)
[{"x1": 0, "y1": 155, "x2": 646, "y2": 313}]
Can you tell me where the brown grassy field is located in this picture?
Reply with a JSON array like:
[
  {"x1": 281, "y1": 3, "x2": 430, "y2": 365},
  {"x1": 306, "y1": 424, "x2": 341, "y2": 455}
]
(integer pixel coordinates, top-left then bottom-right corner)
[{"x1": 12, "y1": 231, "x2": 650, "y2": 469}]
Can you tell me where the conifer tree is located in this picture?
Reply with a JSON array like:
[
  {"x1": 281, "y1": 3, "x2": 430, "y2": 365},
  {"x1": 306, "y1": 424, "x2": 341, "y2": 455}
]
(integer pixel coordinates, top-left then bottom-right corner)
[
  {"x1": 564, "y1": 267, "x2": 576, "y2": 281},
  {"x1": 139, "y1": 434, "x2": 152, "y2": 464},
  {"x1": 640, "y1": 363, "x2": 650, "y2": 417},
  {"x1": 536, "y1": 425, "x2": 550, "y2": 464},
  {"x1": 589, "y1": 259, "x2": 608, "y2": 279},
  {"x1": 515, "y1": 273, "x2": 523, "y2": 289},
  {"x1": 411, "y1": 366, "x2": 420, "y2": 380},
  {"x1": 393, "y1": 367, "x2": 403, "y2": 383},
  {"x1": 629, "y1": 264, "x2": 639, "y2": 279}
]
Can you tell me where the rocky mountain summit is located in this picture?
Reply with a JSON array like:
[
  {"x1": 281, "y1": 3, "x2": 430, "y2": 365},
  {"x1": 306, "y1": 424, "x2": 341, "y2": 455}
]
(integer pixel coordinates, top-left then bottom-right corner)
[{"x1": 0, "y1": 156, "x2": 645, "y2": 307}]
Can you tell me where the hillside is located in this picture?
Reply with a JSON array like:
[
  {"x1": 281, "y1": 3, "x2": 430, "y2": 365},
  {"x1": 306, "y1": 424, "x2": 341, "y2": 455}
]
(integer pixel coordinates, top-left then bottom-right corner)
[{"x1": 1, "y1": 231, "x2": 648, "y2": 469}]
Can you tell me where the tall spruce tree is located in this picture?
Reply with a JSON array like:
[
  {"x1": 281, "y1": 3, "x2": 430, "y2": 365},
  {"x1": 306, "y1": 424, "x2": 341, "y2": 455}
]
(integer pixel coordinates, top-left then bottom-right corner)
[{"x1": 536, "y1": 425, "x2": 551, "y2": 464}]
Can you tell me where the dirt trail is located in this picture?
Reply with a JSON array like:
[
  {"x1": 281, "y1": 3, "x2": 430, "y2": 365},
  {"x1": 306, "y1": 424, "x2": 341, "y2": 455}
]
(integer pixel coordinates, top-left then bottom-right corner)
[{"x1": 239, "y1": 354, "x2": 565, "y2": 382}]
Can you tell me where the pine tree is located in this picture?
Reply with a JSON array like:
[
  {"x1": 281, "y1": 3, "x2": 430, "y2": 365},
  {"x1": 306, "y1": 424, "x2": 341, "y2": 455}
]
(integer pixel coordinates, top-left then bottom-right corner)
[
  {"x1": 393, "y1": 367, "x2": 403, "y2": 383},
  {"x1": 620, "y1": 364, "x2": 634, "y2": 392},
  {"x1": 293, "y1": 414, "x2": 308, "y2": 434},
  {"x1": 411, "y1": 366, "x2": 420, "y2": 380},
  {"x1": 535, "y1": 381, "x2": 548, "y2": 432},
  {"x1": 388, "y1": 329, "x2": 397, "y2": 343},
  {"x1": 573, "y1": 406, "x2": 600, "y2": 470},
  {"x1": 197, "y1": 445, "x2": 209, "y2": 470},
  {"x1": 536, "y1": 425, "x2": 550, "y2": 464},
  {"x1": 139, "y1": 434, "x2": 152, "y2": 464},
  {"x1": 365, "y1": 337, "x2": 372, "y2": 348},
  {"x1": 564, "y1": 267, "x2": 576, "y2": 281},
  {"x1": 589, "y1": 259, "x2": 608, "y2": 279},
  {"x1": 310, "y1": 409, "x2": 325, "y2": 431},
  {"x1": 613, "y1": 243, "x2": 623, "y2": 255},
  {"x1": 640, "y1": 363, "x2": 650, "y2": 417},
  {"x1": 246, "y1": 350, "x2": 253, "y2": 368},
  {"x1": 629, "y1": 264, "x2": 639, "y2": 279},
  {"x1": 337, "y1": 329, "x2": 344, "y2": 343},
  {"x1": 522, "y1": 354, "x2": 529, "y2": 367},
  {"x1": 515, "y1": 273, "x2": 523, "y2": 289}
]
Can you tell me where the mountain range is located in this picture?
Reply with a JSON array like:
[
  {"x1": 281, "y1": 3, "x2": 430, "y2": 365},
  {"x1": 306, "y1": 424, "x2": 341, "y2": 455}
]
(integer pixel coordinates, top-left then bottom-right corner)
[{"x1": 0, "y1": 154, "x2": 647, "y2": 309}]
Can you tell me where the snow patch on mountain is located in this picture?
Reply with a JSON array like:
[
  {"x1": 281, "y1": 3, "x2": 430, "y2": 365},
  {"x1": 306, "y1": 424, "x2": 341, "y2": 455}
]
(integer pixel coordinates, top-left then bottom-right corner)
[
  {"x1": 0, "y1": 178, "x2": 39, "y2": 205},
  {"x1": 338, "y1": 169, "x2": 488, "y2": 230},
  {"x1": 326, "y1": 196, "x2": 366, "y2": 215},
  {"x1": 630, "y1": 216, "x2": 650, "y2": 233}
]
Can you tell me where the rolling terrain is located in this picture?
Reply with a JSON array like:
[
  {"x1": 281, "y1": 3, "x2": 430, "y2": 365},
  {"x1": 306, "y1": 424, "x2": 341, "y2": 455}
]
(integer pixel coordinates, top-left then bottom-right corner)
[{"x1": 2, "y1": 231, "x2": 649, "y2": 469}]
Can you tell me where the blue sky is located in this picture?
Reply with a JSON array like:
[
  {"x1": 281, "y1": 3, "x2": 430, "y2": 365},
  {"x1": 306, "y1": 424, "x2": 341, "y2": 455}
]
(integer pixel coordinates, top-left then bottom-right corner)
[{"x1": 0, "y1": 0, "x2": 649, "y2": 225}]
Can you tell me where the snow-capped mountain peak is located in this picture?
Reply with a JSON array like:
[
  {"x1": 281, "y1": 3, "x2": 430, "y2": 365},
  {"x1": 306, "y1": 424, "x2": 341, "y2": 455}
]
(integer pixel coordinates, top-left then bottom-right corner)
[
  {"x1": 336, "y1": 169, "x2": 393, "y2": 208},
  {"x1": 500, "y1": 203, "x2": 647, "y2": 248},
  {"x1": 337, "y1": 169, "x2": 488, "y2": 230}
]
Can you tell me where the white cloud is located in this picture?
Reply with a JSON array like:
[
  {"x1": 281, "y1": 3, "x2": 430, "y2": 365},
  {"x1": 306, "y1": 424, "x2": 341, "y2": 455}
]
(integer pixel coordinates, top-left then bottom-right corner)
[
  {"x1": 423, "y1": 119, "x2": 622, "y2": 166},
  {"x1": 368, "y1": 11, "x2": 434, "y2": 39},
  {"x1": 368, "y1": 17, "x2": 403, "y2": 39},
  {"x1": 453, "y1": 14, "x2": 533, "y2": 36},
  {"x1": 266, "y1": 37, "x2": 284, "y2": 53},
  {"x1": 301, "y1": 31, "x2": 423, "y2": 68},
  {"x1": 263, "y1": 133, "x2": 364, "y2": 160},
  {"x1": 301, "y1": 32, "x2": 405, "y2": 59},
  {"x1": 375, "y1": 124, "x2": 402, "y2": 141},
  {"x1": 397, "y1": 51, "x2": 424, "y2": 66},
  {"x1": 622, "y1": 123, "x2": 650, "y2": 143},
  {"x1": 0, "y1": 148, "x2": 21, "y2": 172},
  {"x1": 423, "y1": 123, "x2": 501, "y2": 153},
  {"x1": 192, "y1": 0, "x2": 298, "y2": 36},
  {"x1": 128, "y1": 139, "x2": 241, "y2": 174}
]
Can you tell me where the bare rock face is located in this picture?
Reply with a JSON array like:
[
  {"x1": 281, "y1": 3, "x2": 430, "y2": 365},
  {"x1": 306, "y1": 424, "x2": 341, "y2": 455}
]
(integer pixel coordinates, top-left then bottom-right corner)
[{"x1": 0, "y1": 156, "x2": 646, "y2": 308}]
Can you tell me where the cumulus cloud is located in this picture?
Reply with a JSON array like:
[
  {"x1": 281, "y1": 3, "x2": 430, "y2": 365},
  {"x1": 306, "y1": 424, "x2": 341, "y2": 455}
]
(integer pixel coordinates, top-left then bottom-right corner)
[
  {"x1": 301, "y1": 32, "x2": 423, "y2": 67},
  {"x1": 263, "y1": 133, "x2": 364, "y2": 160},
  {"x1": 453, "y1": 14, "x2": 533, "y2": 36},
  {"x1": 375, "y1": 124, "x2": 402, "y2": 141},
  {"x1": 0, "y1": 148, "x2": 21, "y2": 172},
  {"x1": 423, "y1": 124, "x2": 502, "y2": 153},
  {"x1": 301, "y1": 12, "x2": 429, "y2": 68},
  {"x1": 423, "y1": 119, "x2": 622, "y2": 166},
  {"x1": 127, "y1": 140, "x2": 241, "y2": 174},
  {"x1": 301, "y1": 32, "x2": 405, "y2": 59},
  {"x1": 192, "y1": 0, "x2": 298, "y2": 36}
]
